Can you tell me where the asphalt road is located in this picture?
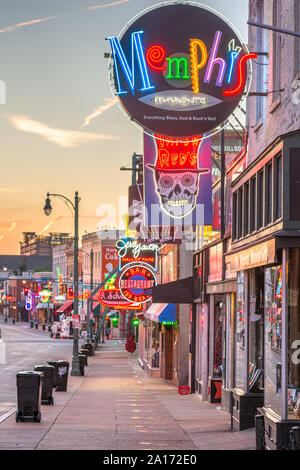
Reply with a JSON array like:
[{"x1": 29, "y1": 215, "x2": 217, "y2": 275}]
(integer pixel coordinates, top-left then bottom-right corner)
[{"x1": 0, "y1": 319, "x2": 80, "y2": 419}]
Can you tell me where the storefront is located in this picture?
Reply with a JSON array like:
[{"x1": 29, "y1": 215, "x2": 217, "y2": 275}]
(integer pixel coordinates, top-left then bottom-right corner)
[
  {"x1": 142, "y1": 303, "x2": 176, "y2": 379},
  {"x1": 227, "y1": 129, "x2": 300, "y2": 445},
  {"x1": 193, "y1": 239, "x2": 236, "y2": 406}
]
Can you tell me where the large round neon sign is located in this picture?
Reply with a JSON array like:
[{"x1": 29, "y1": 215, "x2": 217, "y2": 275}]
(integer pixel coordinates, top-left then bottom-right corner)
[{"x1": 106, "y1": 1, "x2": 255, "y2": 139}]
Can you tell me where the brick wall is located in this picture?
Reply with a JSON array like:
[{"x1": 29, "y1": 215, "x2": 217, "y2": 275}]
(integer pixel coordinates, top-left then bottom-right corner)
[{"x1": 247, "y1": 0, "x2": 300, "y2": 165}]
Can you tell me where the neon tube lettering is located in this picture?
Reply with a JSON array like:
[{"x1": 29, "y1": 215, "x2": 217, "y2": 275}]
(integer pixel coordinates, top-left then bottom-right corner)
[
  {"x1": 166, "y1": 57, "x2": 190, "y2": 80},
  {"x1": 223, "y1": 53, "x2": 257, "y2": 96},
  {"x1": 189, "y1": 39, "x2": 208, "y2": 94},
  {"x1": 106, "y1": 31, "x2": 155, "y2": 95},
  {"x1": 146, "y1": 45, "x2": 166, "y2": 71},
  {"x1": 203, "y1": 31, "x2": 227, "y2": 87},
  {"x1": 227, "y1": 51, "x2": 240, "y2": 83}
]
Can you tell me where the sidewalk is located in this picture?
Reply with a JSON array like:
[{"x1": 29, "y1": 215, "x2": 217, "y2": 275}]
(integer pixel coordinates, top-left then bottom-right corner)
[{"x1": 0, "y1": 341, "x2": 255, "y2": 450}]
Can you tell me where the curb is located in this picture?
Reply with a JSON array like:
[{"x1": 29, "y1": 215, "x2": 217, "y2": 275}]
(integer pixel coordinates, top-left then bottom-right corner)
[{"x1": 0, "y1": 407, "x2": 17, "y2": 424}]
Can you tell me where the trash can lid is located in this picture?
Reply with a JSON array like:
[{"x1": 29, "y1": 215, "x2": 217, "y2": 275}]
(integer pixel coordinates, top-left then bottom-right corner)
[
  {"x1": 56, "y1": 360, "x2": 69, "y2": 364},
  {"x1": 34, "y1": 364, "x2": 54, "y2": 370},
  {"x1": 17, "y1": 371, "x2": 43, "y2": 376}
]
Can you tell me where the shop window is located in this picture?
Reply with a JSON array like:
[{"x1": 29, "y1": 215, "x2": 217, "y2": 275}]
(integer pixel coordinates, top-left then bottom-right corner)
[
  {"x1": 234, "y1": 271, "x2": 246, "y2": 391},
  {"x1": 265, "y1": 162, "x2": 273, "y2": 226},
  {"x1": 257, "y1": 170, "x2": 264, "y2": 229},
  {"x1": 274, "y1": 154, "x2": 282, "y2": 221},
  {"x1": 213, "y1": 297, "x2": 223, "y2": 378},
  {"x1": 250, "y1": 176, "x2": 256, "y2": 233},
  {"x1": 287, "y1": 249, "x2": 300, "y2": 420},
  {"x1": 151, "y1": 322, "x2": 160, "y2": 369},
  {"x1": 248, "y1": 268, "x2": 264, "y2": 393},
  {"x1": 265, "y1": 266, "x2": 282, "y2": 417}
]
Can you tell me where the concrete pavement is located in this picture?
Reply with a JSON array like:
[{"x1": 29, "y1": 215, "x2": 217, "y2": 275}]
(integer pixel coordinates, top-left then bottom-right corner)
[{"x1": 0, "y1": 339, "x2": 256, "y2": 450}]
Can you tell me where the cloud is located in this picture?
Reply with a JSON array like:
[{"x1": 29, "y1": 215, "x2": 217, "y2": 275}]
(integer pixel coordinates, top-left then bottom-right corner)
[
  {"x1": 7, "y1": 114, "x2": 120, "y2": 148},
  {"x1": 0, "y1": 1, "x2": 132, "y2": 34},
  {"x1": 82, "y1": 98, "x2": 117, "y2": 128},
  {"x1": 83, "y1": 0, "x2": 132, "y2": 11},
  {"x1": 0, "y1": 16, "x2": 59, "y2": 34},
  {"x1": 8, "y1": 222, "x2": 16, "y2": 232}
]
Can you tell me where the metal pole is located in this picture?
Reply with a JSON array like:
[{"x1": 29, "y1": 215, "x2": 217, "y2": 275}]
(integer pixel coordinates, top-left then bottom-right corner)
[
  {"x1": 71, "y1": 191, "x2": 80, "y2": 376},
  {"x1": 247, "y1": 20, "x2": 300, "y2": 38},
  {"x1": 88, "y1": 249, "x2": 94, "y2": 342}
]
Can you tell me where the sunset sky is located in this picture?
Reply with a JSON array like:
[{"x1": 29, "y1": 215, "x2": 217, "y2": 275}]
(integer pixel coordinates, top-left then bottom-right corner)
[{"x1": 0, "y1": 0, "x2": 248, "y2": 254}]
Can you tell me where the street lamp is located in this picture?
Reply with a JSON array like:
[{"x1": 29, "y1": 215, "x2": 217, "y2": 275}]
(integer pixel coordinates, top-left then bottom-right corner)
[
  {"x1": 43, "y1": 191, "x2": 81, "y2": 376},
  {"x1": 81, "y1": 249, "x2": 94, "y2": 342}
]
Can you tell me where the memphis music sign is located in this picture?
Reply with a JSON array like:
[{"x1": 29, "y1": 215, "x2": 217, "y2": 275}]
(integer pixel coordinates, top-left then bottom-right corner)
[
  {"x1": 106, "y1": 1, "x2": 256, "y2": 138},
  {"x1": 119, "y1": 265, "x2": 157, "y2": 304}
]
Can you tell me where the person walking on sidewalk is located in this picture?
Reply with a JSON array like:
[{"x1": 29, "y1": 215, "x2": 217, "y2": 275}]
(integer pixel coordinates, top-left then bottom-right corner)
[{"x1": 105, "y1": 327, "x2": 111, "y2": 341}]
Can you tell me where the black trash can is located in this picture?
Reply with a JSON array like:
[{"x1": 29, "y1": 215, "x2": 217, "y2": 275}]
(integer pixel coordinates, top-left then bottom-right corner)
[
  {"x1": 34, "y1": 365, "x2": 54, "y2": 405},
  {"x1": 42, "y1": 324, "x2": 46, "y2": 331},
  {"x1": 12, "y1": 319, "x2": 15, "y2": 324},
  {"x1": 48, "y1": 325, "x2": 51, "y2": 333},
  {"x1": 79, "y1": 349, "x2": 88, "y2": 366},
  {"x1": 35, "y1": 323, "x2": 38, "y2": 330},
  {"x1": 79, "y1": 355, "x2": 85, "y2": 376},
  {"x1": 55, "y1": 360, "x2": 69, "y2": 391},
  {"x1": 83, "y1": 343, "x2": 93, "y2": 357},
  {"x1": 290, "y1": 426, "x2": 300, "y2": 450},
  {"x1": 255, "y1": 414, "x2": 265, "y2": 450},
  {"x1": 16, "y1": 371, "x2": 43, "y2": 422},
  {"x1": 47, "y1": 361, "x2": 58, "y2": 388}
]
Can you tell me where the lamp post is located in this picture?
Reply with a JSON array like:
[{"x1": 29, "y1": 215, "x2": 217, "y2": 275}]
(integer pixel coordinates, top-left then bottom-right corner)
[
  {"x1": 43, "y1": 191, "x2": 81, "y2": 376},
  {"x1": 82, "y1": 248, "x2": 94, "y2": 342}
]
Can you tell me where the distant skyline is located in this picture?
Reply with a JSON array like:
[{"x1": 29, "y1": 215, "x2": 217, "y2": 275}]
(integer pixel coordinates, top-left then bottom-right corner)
[{"x1": 0, "y1": 0, "x2": 248, "y2": 254}]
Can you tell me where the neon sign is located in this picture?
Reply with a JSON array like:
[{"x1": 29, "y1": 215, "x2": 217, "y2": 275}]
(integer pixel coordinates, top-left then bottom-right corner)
[
  {"x1": 40, "y1": 289, "x2": 52, "y2": 303},
  {"x1": 106, "y1": 2, "x2": 256, "y2": 138},
  {"x1": 25, "y1": 292, "x2": 33, "y2": 311},
  {"x1": 119, "y1": 265, "x2": 157, "y2": 304},
  {"x1": 97, "y1": 288, "x2": 141, "y2": 310},
  {"x1": 116, "y1": 239, "x2": 160, "y2": 271}
]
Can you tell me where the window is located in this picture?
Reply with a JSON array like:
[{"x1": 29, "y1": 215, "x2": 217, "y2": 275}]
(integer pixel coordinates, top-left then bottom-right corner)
[
  {"x1": 294, "y1": 0, "x2": 300, "y2": 75},
  {"x1": 234, "y1": 271, "x2": 246, "y2": 391},
  {"x1": 272, "y1": 0, "x2": 281, "y2": 101},
  {"x1": 265, "y1": 265, "x2": 282, "y2": 416},
  {"x1": 256, "y1": 0, "x2": 265, "y2": 121},
  {"x1": 250, "y1": 176, "x2": 257, "y2": 232},
  {"x1": 274, "y1": 155, "x2": 282, "y2": 220},
  {"x1": 265, "y1": 163, "x2": 273, "y2": 225},
  {"x1": 244, "y1": 182, "x2": 249, "y2": 236},
  {"x1": 257, "y1": 170, "x2": 264, "y2": 229},
  {"x1": 238, "y1": 187, "x2": 243, "y2": 239},
  {"x1": 232, "y1": 192, "x2": 237, "y2": 241}
]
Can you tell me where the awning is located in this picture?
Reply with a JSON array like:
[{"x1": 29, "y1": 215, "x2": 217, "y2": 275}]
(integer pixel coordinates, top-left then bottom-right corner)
[
  {"x1": 152, "y1": 277, "x2": 193, "y2": 304},
  {"x1": 36, "y1": 303, "x2": 54, "y2": 309},
  {"x1": 57, "y1": 300, "x2": 73, "y2": 314},
  {"x1": 145, "y1": 303, "x2": 176, "y2": 323},
  {"x1": 107, "y1": 310, "x2": 119, "y2": 317}
]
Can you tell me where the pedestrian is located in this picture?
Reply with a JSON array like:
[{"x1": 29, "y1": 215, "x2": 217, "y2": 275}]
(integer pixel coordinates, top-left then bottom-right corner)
[{"x1": 105, "y1": 327, "x2": 111, "y2": 341}]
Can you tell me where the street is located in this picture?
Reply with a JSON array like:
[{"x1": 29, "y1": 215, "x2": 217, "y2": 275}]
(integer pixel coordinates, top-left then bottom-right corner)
[
  {"x1": 0, "y1": 319, "x2": 77, "y2": 421},
  {"x1": 0, "y1": 320, "x2": 255, "y2": 450}
]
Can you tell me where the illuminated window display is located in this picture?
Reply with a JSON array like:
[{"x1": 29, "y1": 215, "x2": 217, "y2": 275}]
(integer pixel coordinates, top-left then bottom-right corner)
[
  {"x1": 264, "y1": 266, "x2": 282, "y2": 417},
  {"x1": 234, "y1": 271, "x2": 246, "y2": 391},
  {"x1": 287, "y1": 249, "x2": 300, "y2": 420}
]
